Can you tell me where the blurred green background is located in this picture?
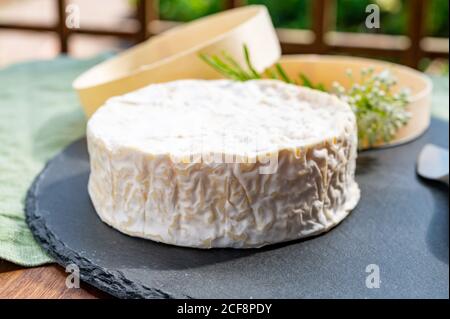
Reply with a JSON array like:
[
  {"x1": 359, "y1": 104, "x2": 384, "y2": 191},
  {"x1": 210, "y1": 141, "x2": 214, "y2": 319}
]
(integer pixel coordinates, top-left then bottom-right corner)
[{"x1": 158, "y1": 0, "x2": 449, "y2": 37}]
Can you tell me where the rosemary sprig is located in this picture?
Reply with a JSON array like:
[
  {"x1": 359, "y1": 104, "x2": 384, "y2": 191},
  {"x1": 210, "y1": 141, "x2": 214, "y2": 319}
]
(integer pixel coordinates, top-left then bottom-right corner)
[
  {"x1": 200, "y1": 45, "x2": 308, "y2": 85},
  {"x1": 200, "y1": 46, "x2": 259, "y2": 81},
  {"x1": 299, "y1": 73, "x2": 326, "y2": 91},
  {"x1": 202, "y1": 55, "x2": 240, "y2": 80},
  {"x1": 243, "y1": 45, "x2": 261, "y2": 79},
  {"x1": 199, "y1": 45, "x2": 411, "y2": 149},
  {"x1": 275, "y1": 63, "x2": 293, "y2": 83}
]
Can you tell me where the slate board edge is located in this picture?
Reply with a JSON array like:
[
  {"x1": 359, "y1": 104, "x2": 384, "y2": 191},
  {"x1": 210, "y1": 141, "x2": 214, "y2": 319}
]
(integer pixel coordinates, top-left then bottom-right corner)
[
  {"x1": 25, "y1": 148, "x2": 190, "y2": 299},
  {"x1": 24, "y1": 120, "x2": 448, "y2": 299}
]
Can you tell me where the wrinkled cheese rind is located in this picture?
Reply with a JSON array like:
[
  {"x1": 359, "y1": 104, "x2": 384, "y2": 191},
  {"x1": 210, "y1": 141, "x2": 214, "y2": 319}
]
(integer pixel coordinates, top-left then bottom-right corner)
[{"x1": 87, "y1": 80, "x2": 360, "y2": 248}]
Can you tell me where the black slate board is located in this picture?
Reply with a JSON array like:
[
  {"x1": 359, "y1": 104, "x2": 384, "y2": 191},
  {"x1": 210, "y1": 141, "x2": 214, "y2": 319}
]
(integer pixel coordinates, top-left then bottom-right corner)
[{"x1": 26, "y1": 119, "x2": 449, "y2": 299}]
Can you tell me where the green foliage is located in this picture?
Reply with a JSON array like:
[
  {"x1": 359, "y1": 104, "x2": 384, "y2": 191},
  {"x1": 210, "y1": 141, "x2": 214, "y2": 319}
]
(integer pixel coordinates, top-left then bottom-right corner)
[
  {"x1": 427, "y1": 0, "x2": 449, "y2": 37},
  {"x1": 336, "y1": 0, "x2": 406, "y2": 35},
  {"x1": 158, "y1": 0, "x2": 448, "y2": 37},
  {"x1": 246, "y1": 0, "x2": 311, "y2": 29},
  {"x1": 159, "y1": 0, "x2": 223, "y2": 22}
]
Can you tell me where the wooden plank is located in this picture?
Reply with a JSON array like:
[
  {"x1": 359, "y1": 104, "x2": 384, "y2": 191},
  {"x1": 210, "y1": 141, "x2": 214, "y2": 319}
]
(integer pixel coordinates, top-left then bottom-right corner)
[
  {"x1": 0, "y1": 1, "x2": 447, "y2": 66},
  {"x1": 70, "y1": 28, "x2": 137, "y2": 38},
  {"x1": 223, "y1": 0, "x2": 243, "y2": 10},
  {"x1": 277, "y1": 28, "x2": 315, "y2": 45},
  {"x1": 406, "y1": 0, "x2": 427, "y2": 68},
  {"x1": 56, "y1": 0, "x2": 68, "y2": 53},
  {"x1": 421, "y1": 37, "x2": 450, "y2": 56},
  {"x1": 325, "y1": 32, "x2": 410, "y2": 50},
  {"x1": 0, "y1": 260, "x2": 109, "y2": 299},
  {"x1": 311, "y1": 0, "x2": 334, "y2": 53},
  {"x1": 136, "y1": 0, "x2": 150, "y2": 42},
  {"x1": 280, "y1": 42, "x2": 405, "y2": 58},
  {"x1": 0, "y1": 23, "x2": 55, "y2": 32}
]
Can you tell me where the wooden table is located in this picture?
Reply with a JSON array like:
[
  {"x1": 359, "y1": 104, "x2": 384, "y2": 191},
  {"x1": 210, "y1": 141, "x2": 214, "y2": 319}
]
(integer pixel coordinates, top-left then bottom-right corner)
[{"x1": 0, "y1": 260, "x2": 109, "y2": 299}]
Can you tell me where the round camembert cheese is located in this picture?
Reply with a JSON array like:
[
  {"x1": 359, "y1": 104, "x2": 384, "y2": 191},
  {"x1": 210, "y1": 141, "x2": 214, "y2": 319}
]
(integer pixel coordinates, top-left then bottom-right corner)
[{"x1": 87, "y1": 80, "x2": 360, "y2": 248}]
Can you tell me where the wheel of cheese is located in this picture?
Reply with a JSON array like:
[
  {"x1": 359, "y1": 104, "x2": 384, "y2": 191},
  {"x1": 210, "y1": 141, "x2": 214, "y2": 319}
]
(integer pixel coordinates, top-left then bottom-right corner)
[
  {"x1": 73, "y1": 5, "x2": 281, "y2": 117},
  {"x1": 87, "y1": 80, "x2": 360, "y2": 248}
]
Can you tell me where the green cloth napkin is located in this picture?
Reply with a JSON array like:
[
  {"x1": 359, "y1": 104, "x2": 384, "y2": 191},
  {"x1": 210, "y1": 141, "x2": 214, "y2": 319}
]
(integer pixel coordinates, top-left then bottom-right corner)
[
  {"x1": 0, "y1": 55, "x2": 448, "y2": 267},
  {"x1": 0, "y1": 55, "x2": 108, "y2": 266}
]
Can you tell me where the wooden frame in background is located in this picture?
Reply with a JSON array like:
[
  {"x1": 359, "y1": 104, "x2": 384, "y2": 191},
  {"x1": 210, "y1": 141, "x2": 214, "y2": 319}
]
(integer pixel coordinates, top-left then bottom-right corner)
[{"x1": 0, "y1": 0, "x2": 448, "y2": 69}]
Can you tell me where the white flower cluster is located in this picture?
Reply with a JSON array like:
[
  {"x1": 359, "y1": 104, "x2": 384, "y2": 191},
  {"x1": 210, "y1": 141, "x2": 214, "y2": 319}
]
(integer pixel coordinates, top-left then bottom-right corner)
[{"x1": 333, "y1": 67, "x2": 411, "y2": 149}]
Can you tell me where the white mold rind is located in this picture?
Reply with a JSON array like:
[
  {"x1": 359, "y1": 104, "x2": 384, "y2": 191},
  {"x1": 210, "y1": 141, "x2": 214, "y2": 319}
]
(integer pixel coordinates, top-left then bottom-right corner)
[{"x1": 87, "y1": 80, "x2": 360, "y2": 248}]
